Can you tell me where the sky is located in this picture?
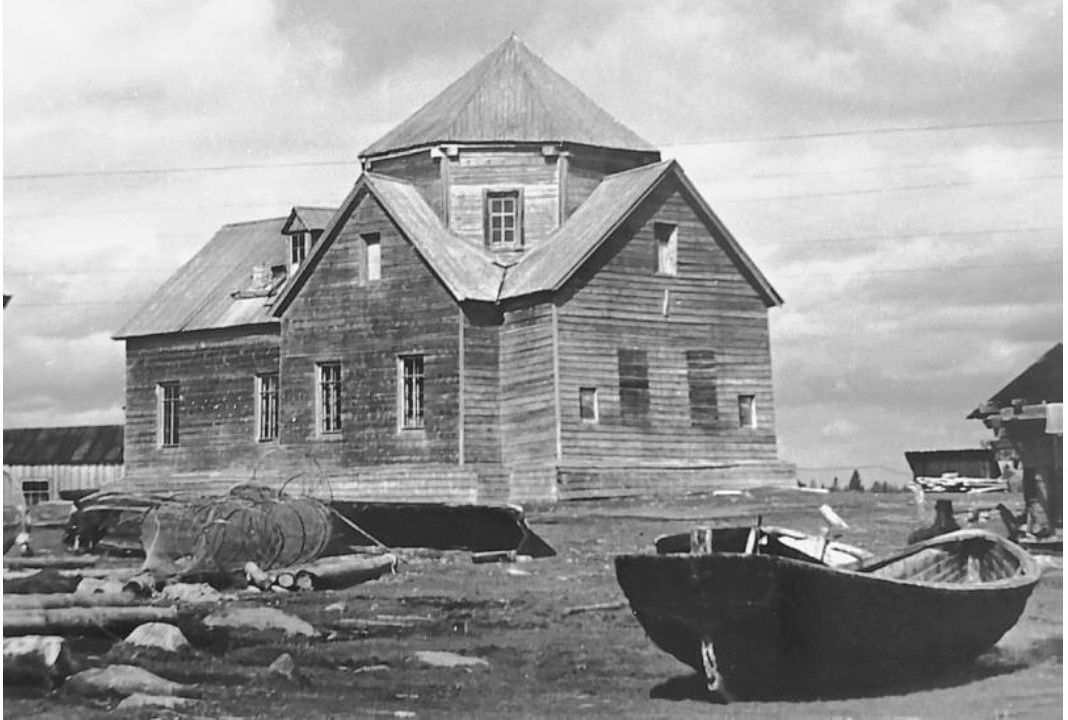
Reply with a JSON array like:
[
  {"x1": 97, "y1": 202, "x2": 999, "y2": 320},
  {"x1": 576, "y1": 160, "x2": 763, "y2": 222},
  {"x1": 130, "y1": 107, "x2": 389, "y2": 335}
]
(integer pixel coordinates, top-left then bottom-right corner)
[{"x1": 3, "y1": 0, "x2": 1062, "y2": 486}]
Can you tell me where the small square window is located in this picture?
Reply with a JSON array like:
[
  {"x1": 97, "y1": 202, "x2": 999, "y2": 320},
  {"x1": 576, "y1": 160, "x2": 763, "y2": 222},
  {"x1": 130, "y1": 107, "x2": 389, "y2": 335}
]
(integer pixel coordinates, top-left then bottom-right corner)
[
  {"x1": 22, "y1": 480, "x2": 50, "y2": 506},
  {"x1": 656, "y1": 223, "x2": 678, "y2": 275},
  {"x1": 738, "y1": 394, "x2": 757, "y2": 429},
  {"x1": 579, "y1": 387, "x2": 598, "y2": 423}
]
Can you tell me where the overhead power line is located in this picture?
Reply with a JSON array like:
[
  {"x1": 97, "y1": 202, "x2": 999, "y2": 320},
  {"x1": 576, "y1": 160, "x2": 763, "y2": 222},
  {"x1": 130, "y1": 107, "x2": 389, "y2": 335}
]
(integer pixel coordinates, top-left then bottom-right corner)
[
  {"x1": 663, "y1": 117, "x2": 1062, "y2": 148},
  {"x1": 4, "y1": 117, "x2": 1060, "y2": 181}
]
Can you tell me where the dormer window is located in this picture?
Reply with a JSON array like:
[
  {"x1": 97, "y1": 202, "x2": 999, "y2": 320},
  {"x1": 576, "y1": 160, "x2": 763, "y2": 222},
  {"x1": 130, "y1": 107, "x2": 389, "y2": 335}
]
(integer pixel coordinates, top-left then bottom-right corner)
[
  {"x1": 484, "y1": 190, "x2": 523, "y2": 249},
  {"x1": 289, "y1": 229, "x2": 323, "y2": 270},
  {"x1": 291, "y1": 232, "x2": 309, "y2": 267}
]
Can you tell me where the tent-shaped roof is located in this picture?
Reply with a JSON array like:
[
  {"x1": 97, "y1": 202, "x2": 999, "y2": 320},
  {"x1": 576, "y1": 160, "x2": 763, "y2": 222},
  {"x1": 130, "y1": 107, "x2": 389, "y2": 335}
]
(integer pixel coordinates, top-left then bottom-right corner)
[
  {"x1": 361, "y1": 36, "x2": 656, "y2": 158},
  {"x1": 968, "y1": 343, "x2": 1063, "y2": 418}
]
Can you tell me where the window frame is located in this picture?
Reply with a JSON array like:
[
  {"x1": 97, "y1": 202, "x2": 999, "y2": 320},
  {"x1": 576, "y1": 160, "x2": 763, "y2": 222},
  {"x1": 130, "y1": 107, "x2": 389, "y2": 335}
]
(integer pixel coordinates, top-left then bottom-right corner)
[
  {"x1": 483, "y1": 189, "x2": 524, "y2": 249},
  {"x1": 579, "y1": 387, "x2": 599, "y2": 423},
  {"x1": 738, "y1": 394, "x2": 757, "y2": 429},
  {"x1": 618, "y1": 348, "x2": 651, "y2": 424},
  {"x1": 316, "y1": 362, "x2": 342, "y2": 435},
  {"x1": 157, "y1": 381, "x2": 180, "y2": 447},
  {"x1": 363, "y1": 233, "x2": 382, "y2": 283},
  {"x1": 290, "y1": 231, "x2": 309, "y2": 267},
  {"x1": 398, "y1": 354, "x2": 426, "y2": 431},
  {"x1": 21, "y1": 480, "x2": 50, "y2": 506},
  {"x1": 256, "y1": 372, "x2": 280, "y2": 441},
  {"x1": 655, "y1": 222, "x2": 678, "y2": 276}
]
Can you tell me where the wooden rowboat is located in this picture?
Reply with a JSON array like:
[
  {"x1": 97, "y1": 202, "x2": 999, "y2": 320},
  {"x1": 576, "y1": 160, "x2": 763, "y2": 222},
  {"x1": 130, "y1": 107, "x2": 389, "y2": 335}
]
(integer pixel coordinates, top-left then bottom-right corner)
[
  {"x1": 654, "y1": 526, "x2": 872, "y2": 568},
  {"x1": 615, "y1": 529, "x2": 1041, "y2": 701}
]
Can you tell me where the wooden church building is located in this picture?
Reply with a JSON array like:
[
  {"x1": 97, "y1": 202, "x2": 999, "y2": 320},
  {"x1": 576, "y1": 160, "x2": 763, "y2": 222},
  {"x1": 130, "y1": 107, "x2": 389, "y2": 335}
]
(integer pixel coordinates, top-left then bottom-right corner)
[{"x1": 116, "y1": 37, "x2": 794, "y2": 503}]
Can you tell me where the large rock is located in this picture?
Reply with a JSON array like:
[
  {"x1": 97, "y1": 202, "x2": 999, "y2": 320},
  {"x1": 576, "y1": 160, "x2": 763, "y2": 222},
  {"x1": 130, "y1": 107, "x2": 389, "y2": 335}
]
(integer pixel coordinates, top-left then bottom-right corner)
[
  {"x1": 3, "y1": 635, "x2": 73, "y2": 689},
  {"x1": 125, "y1": 622, "x2": 191, "y2": 652},
  {"x1": 161, "y1": 582, "x2": 225, "y2": 604},
  {"x1": 203, "y1": 607, "x2": 316, "y2": 637},
  {"x1": 64, "y1": 664, "x2": 197, "y2": 699}
]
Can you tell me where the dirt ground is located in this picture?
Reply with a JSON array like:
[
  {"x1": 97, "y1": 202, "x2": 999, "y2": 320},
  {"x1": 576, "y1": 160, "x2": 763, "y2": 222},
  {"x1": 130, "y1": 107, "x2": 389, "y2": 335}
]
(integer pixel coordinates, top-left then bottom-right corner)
[{"x1": 5, "y1": 488, "x2": 1063, "y2": 719}]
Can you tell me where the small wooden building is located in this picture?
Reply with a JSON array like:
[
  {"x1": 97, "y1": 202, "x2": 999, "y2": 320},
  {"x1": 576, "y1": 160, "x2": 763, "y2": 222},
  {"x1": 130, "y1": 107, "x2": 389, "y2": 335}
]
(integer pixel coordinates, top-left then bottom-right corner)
[
  {"x1": 3, "y1": 425, "x2": 124, "y2": 503},
  {"x1": 115, "y1": 38, "x2": 794, "y2": 503},
  {"x1": 969, "y1": 343, "x2": 1062, "y2": 532}
]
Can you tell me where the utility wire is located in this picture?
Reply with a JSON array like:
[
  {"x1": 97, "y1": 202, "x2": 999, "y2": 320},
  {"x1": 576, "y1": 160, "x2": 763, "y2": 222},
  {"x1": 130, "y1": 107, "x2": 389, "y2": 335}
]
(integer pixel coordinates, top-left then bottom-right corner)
[
  {"x1": 5, "y1": 226, "x2": 1061, "y2": 278},
  {"x1": 5, "y1": 173, "x2": 1060, "y2": 220},
  {"x1": 4, "y1": 117, "x2": 1060, "y2": 181},
  {"x1": 661, "y1": 117, "x2": 1062, "y2": 148}
]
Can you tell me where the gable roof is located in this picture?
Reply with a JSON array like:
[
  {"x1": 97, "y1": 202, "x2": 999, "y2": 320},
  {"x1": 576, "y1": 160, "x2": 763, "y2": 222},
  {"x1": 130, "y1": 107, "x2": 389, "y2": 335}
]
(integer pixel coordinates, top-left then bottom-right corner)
[
  {"x1": 968, "y1": 343, "x2": 1063, "y2": 418},
  {"x1": 361, "y1": 36, "x2": 655, "y2": 158},
  {"x1": 281, "y1": 206, "x2": 336, "y2": 235},
  {"x1": 272, "y1": 174, "x2": 502, "y2": 313},
  {"x1": 500, "y1": 160, "x2": 783, "y2": 306},
  {"x1": 275, "y1": 161, "x2": 782, "y2": 314},
  {"x1": 4, "y1": 425, "x2": 124, "y2": 466},
  {"x1": 115, "y1": 217, "x2": 288, "y2": 339}
]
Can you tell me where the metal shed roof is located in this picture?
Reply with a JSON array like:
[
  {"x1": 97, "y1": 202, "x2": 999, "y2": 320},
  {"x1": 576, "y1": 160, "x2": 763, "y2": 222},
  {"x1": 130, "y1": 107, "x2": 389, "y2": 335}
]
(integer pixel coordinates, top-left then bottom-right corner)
[
  {"x1": 4, "y1": 425, "x2": 124, "y2": 466},
  {"x1": 115, "y1": 217, "x2": 289, "y2": 339}
]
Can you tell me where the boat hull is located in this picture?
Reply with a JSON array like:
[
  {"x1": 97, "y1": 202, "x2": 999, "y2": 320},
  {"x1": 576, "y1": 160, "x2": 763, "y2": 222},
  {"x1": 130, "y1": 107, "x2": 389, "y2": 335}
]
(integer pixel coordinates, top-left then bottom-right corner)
[{"x1": 615, "y1": 531, "x2": 1040, "y2": 699}]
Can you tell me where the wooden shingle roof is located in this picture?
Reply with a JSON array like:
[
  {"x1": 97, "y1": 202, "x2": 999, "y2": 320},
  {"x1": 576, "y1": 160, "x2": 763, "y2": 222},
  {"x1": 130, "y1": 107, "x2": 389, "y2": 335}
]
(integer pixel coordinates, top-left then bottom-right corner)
[
  {"x1": 361, "y1": 36, "x2": 655, "y2": 158},
  {"x1": 4, "y1": 426, "x2": 124, "y2": 466}
]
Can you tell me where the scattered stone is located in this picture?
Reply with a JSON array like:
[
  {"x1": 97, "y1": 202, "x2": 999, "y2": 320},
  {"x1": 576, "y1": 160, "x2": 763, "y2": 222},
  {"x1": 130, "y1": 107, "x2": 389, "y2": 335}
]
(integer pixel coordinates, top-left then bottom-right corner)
[
  {"x1": 64, "y1": 664, "x2": 197, "y2": 699},
  {"x1": 3, "y1": 635, "x2": 73, "y2": 689},
  {"x1": 125, "y1": 622, "x2": 191, "y2": 652},
  {"x1": 411, "y1": 650, "x2": 489, "y2": 668},
  {"x1": 324, "y1": 601, "x2": 346, "y2": 613},
  {"x1": 116, "y1": 692, "x2": 199, "y2": 711},
  {"x1": 162, "y1": 582, "x2": 224, "y2": 604},
  {"x1": 267, "y1": 652, "x2": 308, "y2": 686},
  {"x1": 505, "y1": 568, "x2": 530, "y2": 576},
  {"x1": 203, "y1": 607, "x2": 316, "y2": 637}
]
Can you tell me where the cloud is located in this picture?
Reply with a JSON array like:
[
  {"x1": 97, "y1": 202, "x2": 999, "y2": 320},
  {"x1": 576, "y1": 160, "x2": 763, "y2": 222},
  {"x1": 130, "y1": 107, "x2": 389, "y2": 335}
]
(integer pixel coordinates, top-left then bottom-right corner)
[{"x1": 2, "y1": 0, "x2": 1060, "y2": 480}]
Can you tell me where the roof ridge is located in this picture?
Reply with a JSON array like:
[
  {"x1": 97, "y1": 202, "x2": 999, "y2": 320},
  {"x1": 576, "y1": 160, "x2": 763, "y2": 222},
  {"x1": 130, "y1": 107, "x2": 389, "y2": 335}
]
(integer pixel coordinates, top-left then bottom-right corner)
[{"x1": 220, "y1": 216, "x2": 289, "y2": 228}]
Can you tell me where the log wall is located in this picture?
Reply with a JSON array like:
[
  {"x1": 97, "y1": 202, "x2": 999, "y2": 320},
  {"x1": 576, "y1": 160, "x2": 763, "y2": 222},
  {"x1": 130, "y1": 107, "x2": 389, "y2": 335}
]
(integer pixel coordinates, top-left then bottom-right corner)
[
  {"x1": 447, "y1": 148, "x2": 559, "y2": 247},
  {"x1": 123, "y1": 328, "x2": 281, "y2": 481},
  {"x1": 552, "y1": 179, "x2": 789, "y2": 494},
  {"x1": 280, "y1": 194, "x2": 461, "y2": 475}
]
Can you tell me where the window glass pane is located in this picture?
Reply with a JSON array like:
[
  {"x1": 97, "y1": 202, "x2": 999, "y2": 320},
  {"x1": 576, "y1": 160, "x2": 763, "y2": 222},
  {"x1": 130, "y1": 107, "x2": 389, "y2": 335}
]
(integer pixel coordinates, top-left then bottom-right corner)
[
  {"x1": 400, "y1": 355, "x2": 425, "y2": 429},
  {"x1": 364, "y1": 234, "x2": 381, "y2": 282},
  {"x1": 318, "y1": 363, "x2": 341, "y2": 433},
  {"x1": 579, "y1": 388, "x2": 598, "y2": 422},
  {"x1": 159, "y1": 382, "x2": 180, "y2": 446},
  {"x1": 738, "y1": 394, "x2": 756, "y2": 428},
  {"x1": 258, "y1": 373, "x2": 279, "y2": 440}
]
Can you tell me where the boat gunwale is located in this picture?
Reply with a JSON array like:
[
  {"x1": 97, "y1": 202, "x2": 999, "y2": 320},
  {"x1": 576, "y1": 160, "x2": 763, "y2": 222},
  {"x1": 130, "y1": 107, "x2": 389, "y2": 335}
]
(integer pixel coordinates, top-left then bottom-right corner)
[{"x1": 618, "y1": 529, "x2": 1042, "y2": 593}]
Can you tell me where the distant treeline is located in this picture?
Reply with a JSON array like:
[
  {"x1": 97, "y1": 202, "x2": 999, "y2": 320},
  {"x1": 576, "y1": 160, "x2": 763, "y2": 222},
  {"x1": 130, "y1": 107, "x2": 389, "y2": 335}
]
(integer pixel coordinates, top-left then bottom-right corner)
[{"x1": 798, "y1": 469, "x2": 909, "y2": 494}]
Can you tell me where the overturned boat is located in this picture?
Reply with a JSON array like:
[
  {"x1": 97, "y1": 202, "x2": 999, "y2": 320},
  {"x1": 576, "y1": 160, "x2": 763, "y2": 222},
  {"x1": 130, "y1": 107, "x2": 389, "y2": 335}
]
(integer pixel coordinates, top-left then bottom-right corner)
[{"x1": 615, "y1": 528, "x2": 1041, "y2": 701}]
